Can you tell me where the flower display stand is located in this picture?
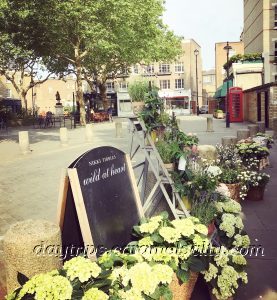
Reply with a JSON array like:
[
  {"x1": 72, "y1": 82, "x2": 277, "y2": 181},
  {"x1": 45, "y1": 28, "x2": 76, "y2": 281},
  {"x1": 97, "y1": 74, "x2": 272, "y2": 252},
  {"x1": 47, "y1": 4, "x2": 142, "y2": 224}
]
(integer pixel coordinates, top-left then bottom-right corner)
[
  {"x1": 166, "y1": 272, "x2": 198, "y2": 300},
  {"x1": 224, "y1": 183, "x2": 241, "y2": 202},
  {"x1": 246, "y1": 185, "x2": 266, "y2": 201}
]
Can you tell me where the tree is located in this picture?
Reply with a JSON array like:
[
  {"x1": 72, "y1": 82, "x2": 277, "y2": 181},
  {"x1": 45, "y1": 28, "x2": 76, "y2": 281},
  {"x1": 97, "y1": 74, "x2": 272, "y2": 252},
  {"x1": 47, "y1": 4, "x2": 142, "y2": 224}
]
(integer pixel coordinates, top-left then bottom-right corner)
[
  {"x1": 3, "y1": 0, "x2": 181, "y2": 124},
  {"x1": 0, "y1": 34, "x2": 53, "y2": 112}
]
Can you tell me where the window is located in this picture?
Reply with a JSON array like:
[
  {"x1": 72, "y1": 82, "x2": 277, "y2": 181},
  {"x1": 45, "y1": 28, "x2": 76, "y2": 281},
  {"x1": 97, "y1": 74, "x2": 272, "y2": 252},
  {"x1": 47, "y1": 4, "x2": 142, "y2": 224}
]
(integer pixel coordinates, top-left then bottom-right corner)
[
  {"x1": 159, "y1": 63, "x2": 170, "y2": 73},
  {"x1": 203, "y1": 74, "x2": 215, "y2": 84},
  {"x1": 160, "y1": 80, "x2": 170, "y2": 89},
  {"x1": 106, "y1": 82, "x2": 114, "y2": 92},
  {"x1": 119, "y1": 82, "x2": 128, "y2": 91},
  {"x1": 133, "y1": 65, "x2": 139, "y2": 74},
  {"x1": 175, "y1": 62, "x2": 184, "y2": 73},
  {"x1": 175, "y1": 79, "x2": 184, "y2": 89},
  {"x1": 145, "y1": 64, "x2": 154, "y2": 74}
]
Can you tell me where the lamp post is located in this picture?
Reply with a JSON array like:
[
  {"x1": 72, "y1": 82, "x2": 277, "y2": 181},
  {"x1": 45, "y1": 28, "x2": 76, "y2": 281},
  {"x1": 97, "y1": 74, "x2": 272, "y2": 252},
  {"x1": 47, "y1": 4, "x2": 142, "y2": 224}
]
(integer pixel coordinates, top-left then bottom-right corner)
[
  {"x1": 223, "y1": 41, "x2": 232, "y2": 128},
  {"x1": 194, "y1": 49, "x2": 199, "y2": 115}
]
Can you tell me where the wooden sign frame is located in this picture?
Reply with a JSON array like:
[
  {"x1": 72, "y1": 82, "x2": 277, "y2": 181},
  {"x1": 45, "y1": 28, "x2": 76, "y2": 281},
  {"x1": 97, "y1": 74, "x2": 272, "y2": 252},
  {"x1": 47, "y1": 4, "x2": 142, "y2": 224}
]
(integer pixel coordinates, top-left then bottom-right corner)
[{"x1": 57, "y1": 150, "x2": 144, "y2": 259}]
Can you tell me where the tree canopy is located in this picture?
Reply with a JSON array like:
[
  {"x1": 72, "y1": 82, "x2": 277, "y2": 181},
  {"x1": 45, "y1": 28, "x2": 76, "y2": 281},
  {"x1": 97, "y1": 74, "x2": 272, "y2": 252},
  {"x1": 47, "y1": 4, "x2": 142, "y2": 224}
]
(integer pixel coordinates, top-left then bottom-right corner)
[{"x1": 2, "y1": 0, "x2": 182, "y2": 124}]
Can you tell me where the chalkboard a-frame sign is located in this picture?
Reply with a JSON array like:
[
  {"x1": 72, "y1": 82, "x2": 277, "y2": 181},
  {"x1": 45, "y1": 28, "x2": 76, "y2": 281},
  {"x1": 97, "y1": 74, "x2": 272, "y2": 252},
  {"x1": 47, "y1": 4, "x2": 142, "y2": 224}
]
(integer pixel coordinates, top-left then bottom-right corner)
[{"x1": 57, "y1": 146, "x2": 144, "y2": 260}]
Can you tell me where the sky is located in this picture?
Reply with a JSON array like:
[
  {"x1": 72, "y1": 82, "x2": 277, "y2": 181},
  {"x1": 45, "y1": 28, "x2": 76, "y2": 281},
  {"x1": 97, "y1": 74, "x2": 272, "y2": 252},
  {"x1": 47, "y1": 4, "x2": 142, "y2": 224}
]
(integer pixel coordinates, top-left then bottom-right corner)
[{"x1": 163, "y1": 0, "x2": 243, "y2": 70}]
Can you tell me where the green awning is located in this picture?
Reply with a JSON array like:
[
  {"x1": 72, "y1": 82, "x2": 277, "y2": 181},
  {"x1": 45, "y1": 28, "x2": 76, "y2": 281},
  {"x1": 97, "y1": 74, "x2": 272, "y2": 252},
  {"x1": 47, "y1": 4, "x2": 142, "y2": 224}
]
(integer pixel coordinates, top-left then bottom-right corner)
[{"x1": 214, "y1": 80, "x2": 233, "y2": 98}]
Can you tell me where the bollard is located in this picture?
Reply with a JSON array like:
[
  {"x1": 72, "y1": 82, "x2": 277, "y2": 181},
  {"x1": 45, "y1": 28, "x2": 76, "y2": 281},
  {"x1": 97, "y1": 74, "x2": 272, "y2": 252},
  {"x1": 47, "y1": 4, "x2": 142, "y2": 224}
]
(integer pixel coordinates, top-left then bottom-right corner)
[
  {"x1": 256, "y1": 121, "x2": 265, "y2": 133},
  {"x1": 222, "y1": 136, "x2": 237, "y2": 146},
  {"x1": 59, "y1": 127, "x2": 68, "y2": 146},
  {"x1": 85, "y1": 124, "x2": 93, "y2": 142},
  {"x1": 273, "y1": 118, "x2": 277, "y2": 139},
  {"x1": 248, "y1": 124, "x2": 259, "y2": 137},
  {"x1": 18, "y1": 131, "x2": 30, "y2": 154},
  {"x1": 237, "y1": 129, "x2": 250, "y2": 141},
  {"x1": 115, "y1": 121, "x2": 123, "y2": 138},
  {"x1": 4, "y1": 220, "x2": 62, "y2": 293},
  {"x1": 206, "y1": 117, "x2": 214, "y2": 132}
]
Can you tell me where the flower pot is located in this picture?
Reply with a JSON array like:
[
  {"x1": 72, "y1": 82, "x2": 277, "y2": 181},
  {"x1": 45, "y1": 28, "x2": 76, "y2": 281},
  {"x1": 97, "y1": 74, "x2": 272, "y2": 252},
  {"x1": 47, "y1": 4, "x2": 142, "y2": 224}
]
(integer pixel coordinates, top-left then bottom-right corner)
[
  {"x1": 150, "y1": 130, "x2": 157, "y2": 143},
  {"x1": 182, "y1": 196, "x2": 191, "y2": 211},
  {"x1": 164, "y1": 163, "x2": 175, "y2": 172},
  {"x1": 131, "y1": 101, "x2": 144, "y2": 115},
  {"x1": 245, "y1": 184, "x2": 266, "y2": 201},
  {"x1": 207, "y1": 220, "x2": 216, "y2": 236},
  {"x1": 165, "y1": 272, "x2": 198, "y2": 300},
  {"x1": 224, "y1": 183, "x2": 241, "y2": 202}
]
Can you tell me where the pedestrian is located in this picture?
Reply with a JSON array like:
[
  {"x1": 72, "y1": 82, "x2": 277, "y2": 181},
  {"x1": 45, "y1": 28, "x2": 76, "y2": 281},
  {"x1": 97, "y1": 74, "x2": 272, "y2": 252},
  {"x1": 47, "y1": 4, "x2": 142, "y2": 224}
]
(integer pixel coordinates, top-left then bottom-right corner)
[{"x1": 107, "y1": 106, "x2": 113, "y2": 122}]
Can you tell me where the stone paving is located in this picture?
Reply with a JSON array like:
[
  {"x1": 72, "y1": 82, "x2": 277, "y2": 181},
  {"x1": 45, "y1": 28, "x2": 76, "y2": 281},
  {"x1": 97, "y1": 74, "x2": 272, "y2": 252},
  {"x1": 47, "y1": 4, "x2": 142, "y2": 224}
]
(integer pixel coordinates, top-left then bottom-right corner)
[{"x1": 0, "y1": 115, "x2": 276, "y2": 299}]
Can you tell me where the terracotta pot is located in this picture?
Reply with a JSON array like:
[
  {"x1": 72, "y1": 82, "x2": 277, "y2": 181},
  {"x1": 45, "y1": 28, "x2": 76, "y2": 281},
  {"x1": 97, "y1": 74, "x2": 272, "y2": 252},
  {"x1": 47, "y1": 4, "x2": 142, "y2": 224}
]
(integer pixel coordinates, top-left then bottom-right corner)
[
  {"x1": 224, "y1": 183, "x2": 241, "y2": 202},
  {"x1": 245, "y1": 184, "x2": 266, "y2": 201},
  {"x1": 131, "y1": 101, "x2": 144, "y2": 115},
  {"x1": 162, "y1": 272, "x2": 198, "y2": 300},
  {"x1": 208, "y1": 220, "x2": 216, "y2": 236}
]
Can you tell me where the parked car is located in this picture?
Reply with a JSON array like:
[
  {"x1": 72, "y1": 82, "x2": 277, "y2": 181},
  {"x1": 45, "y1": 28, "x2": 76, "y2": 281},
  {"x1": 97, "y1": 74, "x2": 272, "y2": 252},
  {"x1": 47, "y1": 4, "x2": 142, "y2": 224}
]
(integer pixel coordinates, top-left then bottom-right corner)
[{"x1": 199, "y1": 105, "x2": 209, "y2": 114}]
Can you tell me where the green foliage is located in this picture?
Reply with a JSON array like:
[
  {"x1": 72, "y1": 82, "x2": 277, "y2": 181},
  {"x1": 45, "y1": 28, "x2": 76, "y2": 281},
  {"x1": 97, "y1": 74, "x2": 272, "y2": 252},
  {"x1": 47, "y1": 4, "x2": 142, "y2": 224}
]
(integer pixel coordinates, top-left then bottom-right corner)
[
  {"x1": 156, "y1": 140, "x2": 175, "y2": 163},
  {"x1": 218, "y1": 168, "x2": 241, "y2": 184},
  {"x1": 236, "y1": 141, "x2": 269, "y2": 162},
  {"x1": 127, "y1": 79, "x2": 149, "y2": 102},
  {"x1": 223, "y1": 53, "x2": 262, "y2": 70},
  {"x1": 190, "y1": 200, "x2": 217, "y2": 226}
]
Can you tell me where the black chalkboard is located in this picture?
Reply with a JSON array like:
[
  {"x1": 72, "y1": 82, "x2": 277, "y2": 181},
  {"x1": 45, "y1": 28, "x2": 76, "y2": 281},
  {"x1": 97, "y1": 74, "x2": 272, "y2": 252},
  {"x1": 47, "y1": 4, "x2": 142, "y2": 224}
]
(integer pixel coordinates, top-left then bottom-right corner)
[{"x1": 58, "y1": 146, "x2": 143, "y2": 258}]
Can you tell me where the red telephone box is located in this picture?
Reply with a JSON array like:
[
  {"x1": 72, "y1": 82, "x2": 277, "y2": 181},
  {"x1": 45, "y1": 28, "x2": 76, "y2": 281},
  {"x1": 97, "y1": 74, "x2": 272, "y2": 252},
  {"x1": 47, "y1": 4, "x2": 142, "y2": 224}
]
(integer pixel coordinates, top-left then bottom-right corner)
[{"x1": 228, "y1": 87, "x2": 243, "y2": 122}]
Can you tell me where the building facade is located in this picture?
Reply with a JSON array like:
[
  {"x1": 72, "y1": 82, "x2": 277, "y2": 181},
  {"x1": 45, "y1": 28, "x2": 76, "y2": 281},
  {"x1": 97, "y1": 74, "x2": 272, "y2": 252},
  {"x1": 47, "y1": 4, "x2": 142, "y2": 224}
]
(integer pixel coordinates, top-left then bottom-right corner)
[
  {"x1": 243, "y1": 0, "x2": 277, "y2": 83},
  {"x1": 215, "y1": 41, "x2": 244, "y2": 89},
  {"x1": 202, "y1": 69, "x2": 216, "y2": 106},
  {"x1": 113, "y1": 39, "x2": 203, "y2": 116}
]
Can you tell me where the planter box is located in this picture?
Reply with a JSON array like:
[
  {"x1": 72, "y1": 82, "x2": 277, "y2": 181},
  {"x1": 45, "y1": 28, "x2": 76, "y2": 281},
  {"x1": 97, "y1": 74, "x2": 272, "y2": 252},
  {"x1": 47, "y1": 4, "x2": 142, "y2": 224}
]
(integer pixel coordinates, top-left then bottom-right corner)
[
  {"x1": 213, "y1": 112, "x2": 225, "y2": 119},
  {"x1": 245, "y1": 185, "x2": 266, "y2": 201}
]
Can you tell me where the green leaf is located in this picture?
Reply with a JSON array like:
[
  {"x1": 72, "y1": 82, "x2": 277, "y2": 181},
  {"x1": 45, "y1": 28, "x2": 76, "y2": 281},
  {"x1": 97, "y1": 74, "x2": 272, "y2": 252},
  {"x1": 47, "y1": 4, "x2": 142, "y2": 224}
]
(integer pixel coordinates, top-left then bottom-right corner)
[
  {"x1": 159, "y1": 285, "x2": 173, "y2": 300},
  {"x1": 176, "y1": 267, "x2": 189, "y2": 283},
  {"x1": 187, "y1": 257, "x2": 206, "y2": 272},
  {"x1": 151, "y1": 233, "x2": 164, "y2": 243}
]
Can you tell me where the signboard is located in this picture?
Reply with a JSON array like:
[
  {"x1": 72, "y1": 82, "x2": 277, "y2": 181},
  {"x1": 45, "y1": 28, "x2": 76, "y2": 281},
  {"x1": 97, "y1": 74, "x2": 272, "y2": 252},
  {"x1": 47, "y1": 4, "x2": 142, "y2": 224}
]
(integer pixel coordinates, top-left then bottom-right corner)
[{"x1": 57, "y1": 146, "x2": 143, "y2": 260}]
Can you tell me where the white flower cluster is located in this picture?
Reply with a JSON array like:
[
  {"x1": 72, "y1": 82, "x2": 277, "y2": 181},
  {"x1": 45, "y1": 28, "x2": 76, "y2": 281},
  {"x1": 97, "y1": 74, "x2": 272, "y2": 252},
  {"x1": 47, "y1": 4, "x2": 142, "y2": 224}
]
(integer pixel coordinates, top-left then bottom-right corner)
[
  {"x1": 113, "y1": 262, "x2": 173, "y2": 299},
  {"x1": 206, "y1": 165, "x2": 222, "y2": 177},
  {"x1": 216, "y1": 183, "x2": 231, "y2": 198},
  {"x1": 219, "y1": 213, "x2": 243, "y2": 238}
]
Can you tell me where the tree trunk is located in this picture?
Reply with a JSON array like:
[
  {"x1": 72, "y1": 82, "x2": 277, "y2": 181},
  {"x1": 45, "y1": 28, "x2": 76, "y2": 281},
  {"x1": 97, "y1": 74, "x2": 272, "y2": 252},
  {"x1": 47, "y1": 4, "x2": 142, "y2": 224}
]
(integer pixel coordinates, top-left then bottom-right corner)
[
  {"x1": 76, "y1": 63, "x2": 86, "y2": 125},
  {"x1": 99, "y1": 82, "x2": 108, "y2": 110},
  {"x1": 20, "y1": 91, "x2": 28, "y2": 115}
]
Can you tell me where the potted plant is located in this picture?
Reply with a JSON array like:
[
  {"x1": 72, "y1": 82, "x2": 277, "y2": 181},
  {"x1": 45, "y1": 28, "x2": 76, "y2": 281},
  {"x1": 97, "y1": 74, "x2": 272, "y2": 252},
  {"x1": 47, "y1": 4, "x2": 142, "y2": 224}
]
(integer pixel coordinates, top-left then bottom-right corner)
[
  {"x1": 218, "y1": 168, "x2": 242, "y2": 202},
  {"x1": 129, "y1": 212, "x2": 208, "y2": 300},
  {"x1": 236, "y1": 141, "x2": 269, "y2": 171},
  {"x1": 98, "y1": 250, "x2": 174, "y2": 299},
  {"x1": 213, "y1": 109, "x2": 225, "y2": 119},
  {"x1": 238, "y1": 170, "x2": 270, "y2": 201},
  {"x1": 202, "y1": 247, "x2": 248, "y2": 300},
  {"x1": 190, "y1": 199, "x2": 217, "y2": 236},
  {"x1": 156, "y1": 140, "x2": 184, "y2": 171},
  {"x1": 128, "y1": 79, "x2": 149, "y2": 115}
]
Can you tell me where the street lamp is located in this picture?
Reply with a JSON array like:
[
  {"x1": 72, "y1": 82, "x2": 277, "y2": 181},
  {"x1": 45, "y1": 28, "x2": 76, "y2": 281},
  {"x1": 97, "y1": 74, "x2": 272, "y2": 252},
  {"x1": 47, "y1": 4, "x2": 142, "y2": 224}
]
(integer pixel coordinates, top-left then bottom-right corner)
[
  {"x1": 223, "y1": 41, "x2": 232, "y2": 128},
  {"x1": 194, "y1": 49, "x2": 200, "y2": 116}
]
